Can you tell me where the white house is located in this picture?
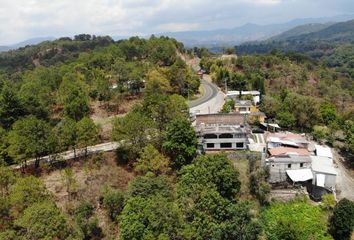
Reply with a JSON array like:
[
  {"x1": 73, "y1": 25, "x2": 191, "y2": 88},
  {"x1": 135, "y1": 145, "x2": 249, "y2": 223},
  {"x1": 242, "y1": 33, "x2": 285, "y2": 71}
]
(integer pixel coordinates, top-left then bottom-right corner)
[
  {"x1": 226, "y1": 90, "x2": 260, "y2": 105},
  {"x1": 195, "y1": 114, "x2": 250, "y2": 151},
  {"x1": 266, "y1": 155, "x2": 312, "y2": 183},
  {"x1": 311, "y1": 156, "x2": 337, "y2": 190}
]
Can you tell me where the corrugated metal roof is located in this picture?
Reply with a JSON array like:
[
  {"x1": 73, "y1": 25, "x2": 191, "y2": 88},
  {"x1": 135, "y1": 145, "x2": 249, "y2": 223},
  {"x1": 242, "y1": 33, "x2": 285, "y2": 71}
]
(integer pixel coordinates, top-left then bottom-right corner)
[
  {"x1": 196, "y1": 113, "x2": 246, "y2": 125},
  {"x1": 269, "y1": 147, "x2": 311, "y2": 156},
  {"x1": 286, "y1": 169, "x2": 313, "y2": 182},
  {"x1": 311, "y1": 156, "x2": 337, "y2": 175},
  {"x1": 315, "y1": 145, "x2": 333, "y2": 159}
]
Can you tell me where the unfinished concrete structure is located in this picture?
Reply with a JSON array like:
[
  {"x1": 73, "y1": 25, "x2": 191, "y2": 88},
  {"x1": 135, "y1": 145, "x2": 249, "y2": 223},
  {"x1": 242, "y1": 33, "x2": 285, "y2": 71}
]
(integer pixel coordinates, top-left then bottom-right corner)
[
  {"x1": 264, "y1": 132, "x2": 337, "y2": 199},
  {"x1": 195, "y1": 113, "x2": 250, "y2": 151},
  {"x1": 311, "y1": 156, "x2": 337, "y2": 190},
  {"x1": 266, "y1": 155, "x2": 312, "y2": 183}
]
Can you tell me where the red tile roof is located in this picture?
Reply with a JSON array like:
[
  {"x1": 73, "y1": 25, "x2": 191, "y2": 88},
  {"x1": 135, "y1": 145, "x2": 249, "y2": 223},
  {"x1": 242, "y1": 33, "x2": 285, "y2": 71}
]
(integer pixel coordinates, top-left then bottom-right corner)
[{"x1": 268, "y1": 147, "x2": 311, "y2": 156}]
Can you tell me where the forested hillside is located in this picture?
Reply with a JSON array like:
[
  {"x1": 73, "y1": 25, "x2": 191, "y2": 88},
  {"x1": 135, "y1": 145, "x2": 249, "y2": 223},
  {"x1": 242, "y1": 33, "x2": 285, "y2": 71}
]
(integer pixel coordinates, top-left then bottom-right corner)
[
  {"x1": 0, "y1": 35, "x2": 199, "y2": 166},
  {"x1": 236, "y1": 19, "x2": 354, "y2": 79},
  {"x1": 270, "y1": 22, "x2": 334, "y2": 41},
  {"x1": 200, "y1": 50, "x2": 354, "y2": 160},
  {"x1": 0, "y1": 33, "x2": 353, "y2": 240}
]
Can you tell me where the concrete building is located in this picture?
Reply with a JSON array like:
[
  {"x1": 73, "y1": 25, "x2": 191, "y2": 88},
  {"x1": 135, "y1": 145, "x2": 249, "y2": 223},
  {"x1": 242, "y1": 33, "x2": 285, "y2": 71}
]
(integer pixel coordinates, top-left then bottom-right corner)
[
  {"x1": 195, "y1": 113, "x2": 250, "y2": 151},
  {"x1": 264, "y1": 132, "x2": 337, "y2": 198},
  {"x1": 311, "y1": 156, "x2": 337, "y2": 190},
  {"x1": 233, "y1": 100, "x2": 266, "y2": 123},
  {"x1": 266, "y1": 155, "x2": 312, "y2": 183},
  {"x1": 266, "y1": 132, "x2": 310, "y2": 149},
  {"x1": 234, "y1": 100, "x2": 253, "y2": 114},
  {"x1": 227, "y1": 90, "x2": 261, "y2": 105},
  {"x1": 268, "y1": 147, "x2": 311, "y2": 157}
]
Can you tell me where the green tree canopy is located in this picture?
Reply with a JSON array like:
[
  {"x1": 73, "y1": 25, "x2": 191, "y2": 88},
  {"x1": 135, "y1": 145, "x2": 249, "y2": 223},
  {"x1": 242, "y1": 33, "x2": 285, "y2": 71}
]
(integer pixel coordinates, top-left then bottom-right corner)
[
  {"x1": 163, "y1": 117, "x2": 197, "y2": 170},
  {"x1": 15, "y1": 201, "x2": 77, "y2": 240},
  {"x1": 10, "y1": 176, "x2": 48, "y2": 214},
  {"x1": 328, "y1": 198, "x2": 354, "y2": 240},
  {"x1": 119, "y1": 195, "x2": 184, "y2": 240},
  {"x1": 59, "y1": 74, "x2": 90, "y2": 121},
  {"x1": 142, "y1": 93, "x2": 189, "y2": 133},
  {"x1": 262, "y1": 200, "x2": 332, "y2": 240},
  {"x1": 177, "y1": 153, "x2": 241, "y2": 201},
  {"x1": 129, "y1": 174, "x2": 173, "y2": 200},
  {"x1": 101, "y1": 188, "x2": 125, "y2": 222},
  {"x1": 320, "y1": 103, "x2": 337, "y2": 125},
  {"x1": 112, "y1": 110, "x2": 157, "y2": 156},
  {"x1": 134, "y1": 144, "x2": 170, "y2": 175},
  {"x1": 55, "y1": 117, "x2": 78, "y2": 152},
  {"x1": 0, "y1": 83, "x2": 26, "y2": 129},
  {"x1": 76, "y1": 117, "x2": 99, "y2": 156},
  {"x1": 8, "y1": 116, "x2": 55, "y2": 167}
]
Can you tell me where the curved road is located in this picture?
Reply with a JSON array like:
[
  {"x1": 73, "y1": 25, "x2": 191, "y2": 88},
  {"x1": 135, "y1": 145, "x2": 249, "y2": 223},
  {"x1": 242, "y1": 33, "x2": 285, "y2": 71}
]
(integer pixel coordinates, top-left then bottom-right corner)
[
  {"x1": 13, "y1": 71, "x2": 223, "y2": 170},
  {"x1": 189, "y1": 76, "x2": 225, "y2": 115},
  {"x1": 188, "y1": 79, "x2": 219, "y2": 108}
]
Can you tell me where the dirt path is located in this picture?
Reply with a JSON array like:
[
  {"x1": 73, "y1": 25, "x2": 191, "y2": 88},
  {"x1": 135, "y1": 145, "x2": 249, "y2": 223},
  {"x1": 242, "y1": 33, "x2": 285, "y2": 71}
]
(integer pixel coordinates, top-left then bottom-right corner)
[{"x1": 334, "y1": 150, "x2": 354, "y2": 201}]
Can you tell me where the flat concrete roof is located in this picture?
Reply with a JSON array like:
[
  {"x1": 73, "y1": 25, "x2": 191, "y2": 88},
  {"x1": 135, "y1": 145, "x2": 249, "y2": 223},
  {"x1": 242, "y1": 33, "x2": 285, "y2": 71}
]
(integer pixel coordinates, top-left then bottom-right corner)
[
  {"x1": 267, "y1": 155, "x2": 312, "y2": 164},
  {"x1": 311, "y1": 156, "x2": 337, "y2": 175},
  {"x1": 196, "y1": 124, "x2": 248, "y2": 134},
  {"x1": 196, "y1": 113, "x2": 246, "y2": 126}
]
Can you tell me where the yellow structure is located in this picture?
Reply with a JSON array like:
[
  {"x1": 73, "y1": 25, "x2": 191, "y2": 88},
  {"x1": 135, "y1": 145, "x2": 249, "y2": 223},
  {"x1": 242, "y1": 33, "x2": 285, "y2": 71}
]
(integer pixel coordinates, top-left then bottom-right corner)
[{"x1": 234, "y1": 100, "x2": 266, "y2": 123}]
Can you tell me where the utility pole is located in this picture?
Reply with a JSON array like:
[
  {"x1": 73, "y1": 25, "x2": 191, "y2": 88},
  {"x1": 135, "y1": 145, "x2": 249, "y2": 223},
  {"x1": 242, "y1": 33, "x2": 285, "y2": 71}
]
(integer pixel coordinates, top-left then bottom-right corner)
[{"x1": 224, "y1": 77, "x2": 228, "y2": 93}]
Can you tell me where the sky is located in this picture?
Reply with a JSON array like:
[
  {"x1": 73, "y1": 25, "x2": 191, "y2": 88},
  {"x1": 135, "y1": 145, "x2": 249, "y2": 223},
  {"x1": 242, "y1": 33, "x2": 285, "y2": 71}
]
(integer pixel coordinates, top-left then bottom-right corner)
[{"x1": 0, "y1": 0, "x2": 354, "y2": 45}]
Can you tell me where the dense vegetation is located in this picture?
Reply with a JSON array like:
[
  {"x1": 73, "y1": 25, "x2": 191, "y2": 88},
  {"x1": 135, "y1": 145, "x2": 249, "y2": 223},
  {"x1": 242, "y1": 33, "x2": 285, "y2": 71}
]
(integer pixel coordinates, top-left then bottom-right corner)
[
  {"x1": 200, "y1": 46, "x2": 353, "y2": 164},
  {"x1": 0, "y1": 35, "x2": 199, "y2": 167},
  {"x1": 236, "y1": 20, "x2": 354, "y2": 79},
  {"x1": 0, "y1": 33, "x2": 353, "y2": 239}
]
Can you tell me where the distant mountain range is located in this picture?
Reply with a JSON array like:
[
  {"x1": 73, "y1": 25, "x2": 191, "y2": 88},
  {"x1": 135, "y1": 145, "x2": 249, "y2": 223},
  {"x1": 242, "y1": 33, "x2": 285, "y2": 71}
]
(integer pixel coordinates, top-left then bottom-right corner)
[
  {"x1": 236, "y1": 19, "x2": 354, "y2": 56},
  {"x1": 0, "y1": 37, "x2": 55, "y2": 52},
  {"x1": 270, "y1": 22, "x2": 335, "y2": 41},
  {"x1": 157, "y1": 14, "x2": 354, "y2": 47},
  {"x1": 1, "y1": 14, "x2": 354, "y2": 52},
  {"x1": 284, "y1": 19, "x2": 354, "y2": 43}
]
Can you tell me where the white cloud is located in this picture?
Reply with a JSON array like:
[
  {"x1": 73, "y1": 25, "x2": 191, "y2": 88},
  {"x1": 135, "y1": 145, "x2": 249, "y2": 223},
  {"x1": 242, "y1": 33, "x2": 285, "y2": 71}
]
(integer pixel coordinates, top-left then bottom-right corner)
[
  {"x1": 0, "y1": 0, "x2": 352, "y2": 45},
  {"x1": 156, "y1": 23, "x2": 201, "y2": 32},
  {"x1": 251, "y1": 0, "x2": 283, "y2": 5}
]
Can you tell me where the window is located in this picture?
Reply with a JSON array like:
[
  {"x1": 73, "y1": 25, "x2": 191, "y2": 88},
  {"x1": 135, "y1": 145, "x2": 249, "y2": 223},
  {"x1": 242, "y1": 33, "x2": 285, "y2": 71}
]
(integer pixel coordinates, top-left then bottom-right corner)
[
  {"x1": 206, "y1": 143, "x2": 215, "y2": 148},
  {"x1": 219, "y1": 133, "x2": 233, "y2": 139},
  {"x1": 287, "y1": 164, "x2": 292, "y2": 168},
  {"x1": 235, "y1": 133, "x2": 245, "y2": 138},
  {"x1": 272, "y1": 164, "x2": 275, "y2": 167},
  {"x1": 300, "y1": 163, "x2": 304, "y2": 168},
  {"x1": 220, "y1": 143, "x2": 232, "y2": 148},
  {"x1": 236, "y1": 142, "x2": 244, "y2": 148},
  {"x1": 204, "y1": 134, "x2": 217, "y2": 139}
]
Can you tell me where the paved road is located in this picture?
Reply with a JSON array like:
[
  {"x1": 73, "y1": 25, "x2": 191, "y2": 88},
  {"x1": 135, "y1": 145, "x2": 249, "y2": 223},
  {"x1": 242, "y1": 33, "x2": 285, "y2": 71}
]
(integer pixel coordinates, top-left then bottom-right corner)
[
  {"x1": 189, "y1": 75, "x2": 225, "y2": 115},
  {"x1": 12, "y1": 58, "x2": 222, "y2": 170},
  {"x1": 12, "y1": 142, "x2": 120, "y2": 170},
  {"x1": 189, "y1": 79, "x2": 219, "y2": 108}
]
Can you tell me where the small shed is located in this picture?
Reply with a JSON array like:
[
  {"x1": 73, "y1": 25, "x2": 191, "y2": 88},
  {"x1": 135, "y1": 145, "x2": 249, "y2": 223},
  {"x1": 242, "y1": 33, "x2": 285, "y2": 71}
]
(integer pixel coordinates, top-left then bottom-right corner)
[
  {"x1": 315, "y1": 145, "x2": 333, "y2": 160},
  {"x1": 311, "y1": 156, "x2": 337, "y2": 189}
]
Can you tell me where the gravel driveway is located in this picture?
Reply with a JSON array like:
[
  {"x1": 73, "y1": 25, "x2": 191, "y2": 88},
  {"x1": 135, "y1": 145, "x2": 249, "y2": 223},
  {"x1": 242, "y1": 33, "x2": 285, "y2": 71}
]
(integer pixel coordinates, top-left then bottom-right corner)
[{"x1": 334, "y1": 150, "x2": 354, "y2": 201}]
